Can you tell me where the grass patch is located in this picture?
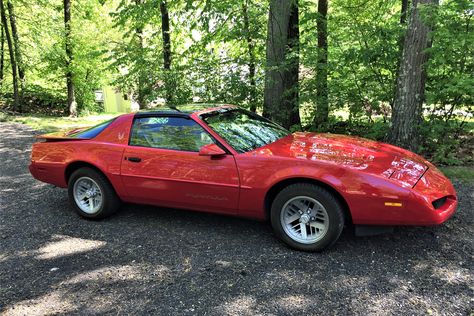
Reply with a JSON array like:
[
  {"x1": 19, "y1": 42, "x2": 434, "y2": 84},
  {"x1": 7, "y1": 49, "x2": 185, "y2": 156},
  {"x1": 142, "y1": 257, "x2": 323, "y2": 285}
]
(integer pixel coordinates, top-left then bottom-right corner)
[
  {"x1": 3, "y1": 113, "x2": 122, "y2": 133},
  {"x1": 440, "y1": 166, "x2": 474, "y2": 182}
]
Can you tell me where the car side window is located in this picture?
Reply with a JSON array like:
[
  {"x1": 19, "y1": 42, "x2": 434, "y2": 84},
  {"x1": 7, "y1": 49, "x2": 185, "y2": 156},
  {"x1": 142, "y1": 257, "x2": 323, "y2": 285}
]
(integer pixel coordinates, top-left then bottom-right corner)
[{"x1": 129, "y1": 116, "x2": 215, "y2": 152}]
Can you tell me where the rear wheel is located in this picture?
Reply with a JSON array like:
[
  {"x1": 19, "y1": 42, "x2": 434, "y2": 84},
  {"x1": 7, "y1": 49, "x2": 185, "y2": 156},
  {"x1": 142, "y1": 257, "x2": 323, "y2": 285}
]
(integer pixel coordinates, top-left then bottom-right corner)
[
  {"x1": 271, "y1": 183, "x2": 344, "y2": 252},
  {"x1": 68, "y1": 167, "x2": 120, "y2": 219}
]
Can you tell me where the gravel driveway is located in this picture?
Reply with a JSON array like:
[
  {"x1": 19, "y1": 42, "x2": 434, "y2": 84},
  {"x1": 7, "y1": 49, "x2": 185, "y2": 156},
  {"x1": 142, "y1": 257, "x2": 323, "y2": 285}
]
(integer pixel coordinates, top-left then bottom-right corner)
[{"x1": 0, "y1": 122, "x2": 473, "y2": 315}]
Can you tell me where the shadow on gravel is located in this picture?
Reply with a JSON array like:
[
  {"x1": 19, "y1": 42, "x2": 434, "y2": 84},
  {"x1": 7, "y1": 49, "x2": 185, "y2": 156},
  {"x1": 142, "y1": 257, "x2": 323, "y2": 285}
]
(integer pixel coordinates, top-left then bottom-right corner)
[{"x1": 1, "y1": 122, "x2": 473, "y2": 315}]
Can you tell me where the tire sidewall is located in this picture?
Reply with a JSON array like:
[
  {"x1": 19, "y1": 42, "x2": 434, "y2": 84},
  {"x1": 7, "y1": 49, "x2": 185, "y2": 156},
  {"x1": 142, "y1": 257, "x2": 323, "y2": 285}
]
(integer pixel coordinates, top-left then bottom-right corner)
[{"x1": 271, "y1": 184, "x2": 344, "y2": 252}]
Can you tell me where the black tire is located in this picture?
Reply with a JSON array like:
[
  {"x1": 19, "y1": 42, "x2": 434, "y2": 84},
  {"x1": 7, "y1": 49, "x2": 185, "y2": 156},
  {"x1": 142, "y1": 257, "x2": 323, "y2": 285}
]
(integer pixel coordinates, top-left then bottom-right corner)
[
  {"x1": 68, "y1": 167, "x2": 121, "y2": 219},
  {"x1": 270, "y1": 183, "x2": 345, "y2": 252}
]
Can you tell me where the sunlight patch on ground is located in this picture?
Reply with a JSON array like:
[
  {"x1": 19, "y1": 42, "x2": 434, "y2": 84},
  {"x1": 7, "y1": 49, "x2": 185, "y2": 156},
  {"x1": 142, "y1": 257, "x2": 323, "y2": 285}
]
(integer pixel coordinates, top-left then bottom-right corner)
[
  {"x1": 262, "y1": 270, "x2": 310, "y2": 289},
  {"x1": 218, "y1": 296, "x2": 262, "y2": 316},
  {"x1": 0, "y1": 253, "x2": 9, "y2": 263},
  {"x1": 2, "y1": 291, "x2": 75, "y2": 316},
  {"x1": 35, "y1": 234, "x2": 106, "y2": 260},
  {"x1": 432, "y1": 266, "x2": 473, "y2": 284},
  {"x1": 275, "y1": 294, "x2": 312, "y2": 311},
  {"x1": 63, "y1": 264, "x2": 171, "y2": 285}
]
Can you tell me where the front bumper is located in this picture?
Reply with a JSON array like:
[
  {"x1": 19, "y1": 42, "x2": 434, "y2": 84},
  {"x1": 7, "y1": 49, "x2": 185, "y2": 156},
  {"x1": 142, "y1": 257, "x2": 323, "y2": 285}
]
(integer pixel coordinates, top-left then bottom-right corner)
[{"x1": 409, "y1": 166, "x2": 457, "y2": 225}]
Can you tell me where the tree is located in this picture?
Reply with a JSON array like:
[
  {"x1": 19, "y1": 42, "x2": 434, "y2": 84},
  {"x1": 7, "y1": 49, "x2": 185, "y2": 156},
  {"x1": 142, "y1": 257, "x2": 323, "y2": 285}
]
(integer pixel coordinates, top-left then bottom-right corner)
[
  {"x1": 0, "y1": 20, "x2": 4, "y2": 83},
  {"x1": 7, "y1": 0, "x2": 24, "y2": 89},
  {"x1": 242, "y1": 0, "x2": 257, "y2": 112},
  {"x1": 111, "y1": 0, "x2": 161, "y2": 110},
  {"x1": 0, "y1": 0, "x2": 19, "y2": 111},
  {"x1": 388, "y1": 0, "x2": 439, "y2": 150},
  {"x1": 134, "y1": 0, "x2": 146, "y2": 109},
  {"x1": 312, "y1": 0, "x2": 328, "y2": 126},
  {"x1": 426, "y1": 0, "x2": 473, "y2": 121},
  {"x1": 263, "y1": 0, "x2": 300, "y2": 129},
  {"x1": 160, "y1": 0, "x2": 172, "y2": 104},
  {"x1": 64, "y1": 0, "x2": 77, "y2": 117},
  {"x1": 400, "y1": 0, "x2": 409, "y2": 24}
]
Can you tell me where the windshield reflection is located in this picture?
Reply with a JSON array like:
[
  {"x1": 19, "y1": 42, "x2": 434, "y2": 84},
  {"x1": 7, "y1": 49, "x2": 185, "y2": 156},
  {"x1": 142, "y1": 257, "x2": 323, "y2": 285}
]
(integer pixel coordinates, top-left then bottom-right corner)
[{"x1": 200, "y1": 108, "x2": 289, "y2": 153}]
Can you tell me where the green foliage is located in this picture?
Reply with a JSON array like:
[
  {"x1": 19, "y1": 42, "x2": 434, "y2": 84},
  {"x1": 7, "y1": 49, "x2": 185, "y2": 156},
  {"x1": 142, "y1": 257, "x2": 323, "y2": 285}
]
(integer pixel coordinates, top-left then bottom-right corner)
[
  {"x1": 425, "y1": 0, "x2": 474, "y2": 121},
  {"x1": 20, "y1": 85, "x2": 67, "y2": 115},
  {"x1": 418, "y1": 119, "x2": 473, "y2": 165},
  {"x1": 310, "y1": 116, "x2": 389, "y2": 141},
  {"x1": 300, "y1": 0, "x2": 401, "y2": 120},
  {"x1": 0, "y1": 0, "x2": 116, "y2": 113},
  {"x1": 0, "y1": 0, "x2": 471, "y2": 166},
  {"x1": 440, "y1": 166, "x2": 474, "y2": 182},
  {"x1": 108, "y1": 0, "x2": 267, "y2": 107}
]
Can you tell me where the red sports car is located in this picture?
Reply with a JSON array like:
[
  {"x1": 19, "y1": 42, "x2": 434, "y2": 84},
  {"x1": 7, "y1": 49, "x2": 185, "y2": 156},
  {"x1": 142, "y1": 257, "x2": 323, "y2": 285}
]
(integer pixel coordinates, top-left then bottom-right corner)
[{"x1": 29, "y1": 105, "x2": 457, "y2": 251}]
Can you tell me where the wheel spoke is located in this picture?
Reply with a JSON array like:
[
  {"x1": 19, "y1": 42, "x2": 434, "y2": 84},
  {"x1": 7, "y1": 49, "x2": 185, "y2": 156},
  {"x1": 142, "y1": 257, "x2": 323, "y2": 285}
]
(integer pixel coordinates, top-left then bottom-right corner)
[
  {"x1": 293, "y1": 200, "x2": 308, "y2": 212},
  {"x1": 310, "y1": 221, "x2": 325, "y2": 231},
  {"x1": 291, "y1": 222, "x2": 300, "y2": 230},
  {"x1": 73, "y1": 177, "x2": 104, "y2": 214},
  {"x1": 280, "y1": 196, "x2": 329, "y2": 244},
  {"x1": 287, "y1": 203, "x2": 300, "y2": 214},
  {"x1": 300, "y1": 223, "x2": 307, "y2": 239},
  {"x1": 285, "y1": 213, "x2": 300, "y2": 224},
  {"x1": 94, "y1": 197, "x2": 101, "y2": 208}
]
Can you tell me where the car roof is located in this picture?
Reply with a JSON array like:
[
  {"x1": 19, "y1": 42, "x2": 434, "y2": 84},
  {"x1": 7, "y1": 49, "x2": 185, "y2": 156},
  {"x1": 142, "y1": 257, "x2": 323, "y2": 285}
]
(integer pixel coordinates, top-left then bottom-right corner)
[{"x1": 135, "y1": 104, "x2": 236, "y2": 118}]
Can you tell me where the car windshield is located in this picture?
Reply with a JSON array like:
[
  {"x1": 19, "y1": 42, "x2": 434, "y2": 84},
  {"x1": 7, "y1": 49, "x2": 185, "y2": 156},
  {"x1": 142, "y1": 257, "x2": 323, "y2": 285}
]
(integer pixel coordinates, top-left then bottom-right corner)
[{"x1": 200, "y1": 108, "x2": 290, "y2": 153}]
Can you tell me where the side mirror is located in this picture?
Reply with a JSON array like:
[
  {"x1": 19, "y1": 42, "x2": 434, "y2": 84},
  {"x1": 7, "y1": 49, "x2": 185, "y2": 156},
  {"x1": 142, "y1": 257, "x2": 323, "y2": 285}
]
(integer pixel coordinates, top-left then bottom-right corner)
[{"x1": 199, "y1": 143, "x2": 226, "y2": 157}]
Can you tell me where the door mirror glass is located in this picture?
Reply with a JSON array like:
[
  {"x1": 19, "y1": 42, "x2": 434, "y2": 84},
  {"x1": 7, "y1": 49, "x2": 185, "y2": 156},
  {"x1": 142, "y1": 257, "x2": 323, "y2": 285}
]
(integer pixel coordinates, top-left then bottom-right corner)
[{"x1": 199, "y1": 143, "x2": 226, "y2": 157}]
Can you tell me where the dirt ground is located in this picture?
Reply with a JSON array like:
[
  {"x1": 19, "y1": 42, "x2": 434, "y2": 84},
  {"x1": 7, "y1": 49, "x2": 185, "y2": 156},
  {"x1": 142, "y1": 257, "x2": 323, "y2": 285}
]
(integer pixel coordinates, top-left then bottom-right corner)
[{"x1": 0, "y1": 122, "x2": 473, "y2": 315}]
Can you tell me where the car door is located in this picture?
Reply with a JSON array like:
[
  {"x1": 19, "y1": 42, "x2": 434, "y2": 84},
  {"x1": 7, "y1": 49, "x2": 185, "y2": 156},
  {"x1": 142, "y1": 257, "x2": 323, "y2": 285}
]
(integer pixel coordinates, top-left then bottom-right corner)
[{"x1": 120, "y1": 114, "x2": 240, "y2": 215}]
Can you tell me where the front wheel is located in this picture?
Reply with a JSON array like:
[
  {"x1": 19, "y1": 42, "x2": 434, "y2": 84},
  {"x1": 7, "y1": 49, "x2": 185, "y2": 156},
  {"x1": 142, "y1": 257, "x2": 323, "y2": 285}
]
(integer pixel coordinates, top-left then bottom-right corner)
[
  {"x1": 270, "y1": 183, "x2": 345, "y2": 252},
  {"x1": 68, "y1": 167, "x2": 120, "y2": 219}
]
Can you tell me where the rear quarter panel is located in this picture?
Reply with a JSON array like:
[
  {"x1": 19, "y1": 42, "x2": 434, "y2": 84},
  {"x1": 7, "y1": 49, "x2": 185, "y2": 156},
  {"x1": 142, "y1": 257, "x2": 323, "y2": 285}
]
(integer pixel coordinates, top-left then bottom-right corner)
[{"x1": 29, "y1": 114, "x2": 133, "y2": 197}]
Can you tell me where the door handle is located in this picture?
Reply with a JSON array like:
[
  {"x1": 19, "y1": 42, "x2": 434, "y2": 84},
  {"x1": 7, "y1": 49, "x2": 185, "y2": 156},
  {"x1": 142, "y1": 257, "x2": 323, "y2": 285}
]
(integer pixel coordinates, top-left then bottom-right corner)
[{"x1": 127, "y1": 157, "x2": 142, "y2": 163}]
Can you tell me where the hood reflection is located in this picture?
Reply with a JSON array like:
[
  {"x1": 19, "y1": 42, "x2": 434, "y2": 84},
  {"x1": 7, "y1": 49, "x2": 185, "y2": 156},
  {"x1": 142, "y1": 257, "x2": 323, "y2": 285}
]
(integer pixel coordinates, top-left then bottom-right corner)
[{"x1": 250, "y1": 132, "x2": 428, "y2": 187}]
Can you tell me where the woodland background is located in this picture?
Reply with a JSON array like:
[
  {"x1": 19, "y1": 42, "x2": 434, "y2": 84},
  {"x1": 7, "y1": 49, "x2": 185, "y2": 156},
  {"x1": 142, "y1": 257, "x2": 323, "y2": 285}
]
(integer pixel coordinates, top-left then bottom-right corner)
[{"x1": 0, "y1": 0, "x2": 472, "y2": 165}]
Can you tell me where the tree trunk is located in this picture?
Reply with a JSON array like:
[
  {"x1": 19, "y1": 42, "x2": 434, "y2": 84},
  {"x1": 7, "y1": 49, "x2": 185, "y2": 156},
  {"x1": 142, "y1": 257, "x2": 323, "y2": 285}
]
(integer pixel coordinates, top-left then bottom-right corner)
[
  {"x1": 135, "y1": 0, "x2": 146, "y2": 109},
  {"x1": 388, "y1": 0, "x2": 438, "y2": 150},
  {"x1": 286, "y1": 2, "x2": 300, "y2": 127},
  {"x1": 160, "y1": 1, "x2": 172, "y2": 104},
  {"x1": 64, "y1": 0, "x2": 77, "y2": 117},
  {"x1": 400, "y1": 0, "x2": 409, "y2": 24},
  {"x1": 7, "y1": 0, "x2": 24, "y2": 86},
  {"x1": 312, "y1": 0, "x2": 328, "y2": 127},
  {"x1": 0, "y1": 0, "x2": 19, "y2": 111},
  {"x1": 0, "y1": 22, "x2": 5, "y2": 83},
  {"x1": 263, "y1": 0, "x2": 300, "y2": 129},
  {"x1": 391, "y1": 0, "x2": 410, "y2": 109},
  {"x1": 242, "y1": 0, "x2": 257, "y2": 112}
]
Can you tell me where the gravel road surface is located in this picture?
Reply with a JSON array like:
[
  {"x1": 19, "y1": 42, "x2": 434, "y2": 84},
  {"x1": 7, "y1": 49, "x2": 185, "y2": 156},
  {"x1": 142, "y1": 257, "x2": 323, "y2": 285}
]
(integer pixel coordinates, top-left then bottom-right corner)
[{"x1": 0, "y1": 122, "x2": 473, "y2": 315}]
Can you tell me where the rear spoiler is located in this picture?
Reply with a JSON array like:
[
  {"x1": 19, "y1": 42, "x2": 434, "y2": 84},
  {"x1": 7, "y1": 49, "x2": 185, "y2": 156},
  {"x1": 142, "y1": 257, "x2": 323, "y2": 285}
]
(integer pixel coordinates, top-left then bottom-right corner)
[{"x1": 36, "y1": 129, "x2": 91, "y2": 141}]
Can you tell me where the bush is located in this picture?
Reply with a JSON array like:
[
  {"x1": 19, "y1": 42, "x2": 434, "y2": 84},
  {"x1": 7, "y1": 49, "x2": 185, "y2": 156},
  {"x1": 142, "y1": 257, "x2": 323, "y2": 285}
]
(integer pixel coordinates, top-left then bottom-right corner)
[
  {"x1": 309, "y1": 117, "x2": 389, "y2": 142},
  {"x1": 418, "y1": 119, "x2": 473, "y2": 166},
  {"x1": 0, "y1": 85, "x2": 67, "y2": 116}
]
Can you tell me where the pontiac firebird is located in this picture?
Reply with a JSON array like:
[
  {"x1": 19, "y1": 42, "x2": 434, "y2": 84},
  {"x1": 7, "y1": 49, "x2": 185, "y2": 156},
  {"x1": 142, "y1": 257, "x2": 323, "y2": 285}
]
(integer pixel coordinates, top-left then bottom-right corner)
[{"x1": 29, "y1": 105, "x2": 457, "y2": 251}]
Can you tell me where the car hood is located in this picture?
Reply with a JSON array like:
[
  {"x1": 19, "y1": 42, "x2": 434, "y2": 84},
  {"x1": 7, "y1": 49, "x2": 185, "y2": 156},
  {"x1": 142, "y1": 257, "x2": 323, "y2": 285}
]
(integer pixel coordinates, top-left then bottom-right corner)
[{"x1": 250, "y1": 132, "x2": 428, "y2": 188}]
